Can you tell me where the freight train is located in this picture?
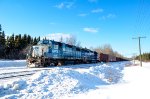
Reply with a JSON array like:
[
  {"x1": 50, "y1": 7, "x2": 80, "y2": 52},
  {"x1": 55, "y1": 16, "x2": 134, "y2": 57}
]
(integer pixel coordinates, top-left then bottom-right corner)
[{"x1": 26, "y1": 40, "x2": 127, "y2": 68}]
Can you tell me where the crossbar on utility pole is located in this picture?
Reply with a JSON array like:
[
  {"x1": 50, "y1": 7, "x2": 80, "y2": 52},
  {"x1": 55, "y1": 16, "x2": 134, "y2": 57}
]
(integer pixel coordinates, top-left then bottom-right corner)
[{"x1": 132, "y1": 36, "x2": 146, "y2": 67}]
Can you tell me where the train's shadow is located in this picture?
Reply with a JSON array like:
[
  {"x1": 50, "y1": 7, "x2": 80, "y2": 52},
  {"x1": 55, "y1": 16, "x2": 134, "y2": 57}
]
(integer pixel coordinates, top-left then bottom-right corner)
[
  {"x1": 47, "y1": 62, "x2": 103, "y2": 69},
  {"x1": 47, "y1": 61, "x2": 130, "y2": 70}
]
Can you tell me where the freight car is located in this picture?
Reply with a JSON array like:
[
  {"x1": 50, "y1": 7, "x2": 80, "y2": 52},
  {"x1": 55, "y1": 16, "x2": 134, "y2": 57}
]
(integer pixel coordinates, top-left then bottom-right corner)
[
  {"x1": 99, "y1": 53, "x2": 109, "y2": 62},
  {"x1": 108, "y1": 55, "x2": 116, "y2": 62},
  {"x1": 99, "y1": 53, "x2": 128, "y2": 62},
  {"x1": 26, "y1": 40, "x2": 99, "y2": 67}
]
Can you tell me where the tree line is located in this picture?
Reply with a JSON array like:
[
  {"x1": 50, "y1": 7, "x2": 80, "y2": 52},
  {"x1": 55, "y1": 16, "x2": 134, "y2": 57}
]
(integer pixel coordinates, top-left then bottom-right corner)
[
  {"x1": 0, "y1": 24, "x2": 40, "y2": 59},
  {"x1": 136, "y1": 53, "x2": 150, "y2": 62}
]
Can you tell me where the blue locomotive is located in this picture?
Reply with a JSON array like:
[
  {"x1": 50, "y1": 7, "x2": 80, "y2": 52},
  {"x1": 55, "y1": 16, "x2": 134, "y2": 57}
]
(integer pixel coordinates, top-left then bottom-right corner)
[{"x1": 26, "y1": 40, "x2": 99, "y2": 67}]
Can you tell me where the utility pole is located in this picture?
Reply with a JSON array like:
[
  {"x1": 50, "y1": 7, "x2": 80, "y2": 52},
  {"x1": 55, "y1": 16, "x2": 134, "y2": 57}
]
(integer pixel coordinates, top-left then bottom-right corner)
[{"x1": 132, "y1": 36, "x2": 146, "y2": 67}]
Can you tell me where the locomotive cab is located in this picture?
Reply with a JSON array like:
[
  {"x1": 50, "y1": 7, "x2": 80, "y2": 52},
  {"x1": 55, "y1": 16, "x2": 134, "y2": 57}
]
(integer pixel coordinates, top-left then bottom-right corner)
[{"x1": 26, "y1": 40, "x2": 52, "y2": 67}]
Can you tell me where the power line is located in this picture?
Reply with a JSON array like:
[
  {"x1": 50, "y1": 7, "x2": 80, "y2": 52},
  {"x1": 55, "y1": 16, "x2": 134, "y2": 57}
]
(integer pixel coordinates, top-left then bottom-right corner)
[{"x1": 132, "y1": 36, "x2": 146, "y2": 67}]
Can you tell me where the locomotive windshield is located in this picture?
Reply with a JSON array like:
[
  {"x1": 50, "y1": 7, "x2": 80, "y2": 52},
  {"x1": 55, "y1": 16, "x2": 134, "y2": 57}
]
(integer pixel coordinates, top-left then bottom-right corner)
[
  {"x1": 26, "y1": 46, "x2": 39, "y2": 58},
  {"x1": 43, "y1": 40, "x2": 49, "y2": 44},
  {"x1": 38, "y1": 40, "x2": 50, "y2": 45}
]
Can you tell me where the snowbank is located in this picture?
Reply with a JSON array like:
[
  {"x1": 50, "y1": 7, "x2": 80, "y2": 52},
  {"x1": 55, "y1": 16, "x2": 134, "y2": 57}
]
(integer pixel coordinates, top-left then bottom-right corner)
[
  {"x1": 68, "y1": 62, "x2": 150, "y2": 99},
  {"x1": 0, "y1": 62, "x2": 128, "y2": 99}
]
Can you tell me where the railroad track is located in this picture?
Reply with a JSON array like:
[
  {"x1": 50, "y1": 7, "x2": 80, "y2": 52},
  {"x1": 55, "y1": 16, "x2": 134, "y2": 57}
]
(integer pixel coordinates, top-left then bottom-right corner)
[
  {"x1": 0, "y1": 68, "x2": 52, "y2": 80},
  {"x1": 0, "y1": 64, "x2": 80, "y2": 80}
]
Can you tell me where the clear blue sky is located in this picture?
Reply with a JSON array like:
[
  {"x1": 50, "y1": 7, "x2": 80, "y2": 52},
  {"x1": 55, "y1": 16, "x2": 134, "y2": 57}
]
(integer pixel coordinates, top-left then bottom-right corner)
[{"x1": 0, "y1": 0, "x2": 150, "y2": 57}]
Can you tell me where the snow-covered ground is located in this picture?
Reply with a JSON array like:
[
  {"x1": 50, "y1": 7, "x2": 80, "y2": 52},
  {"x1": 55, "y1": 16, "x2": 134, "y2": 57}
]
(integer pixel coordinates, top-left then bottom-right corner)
[
  {"x1": 0, "y1": 60, "x2": 150, "y2": 99},
  {"x1": 0, "y1": 60, "x2": 27, "y2": 74}
]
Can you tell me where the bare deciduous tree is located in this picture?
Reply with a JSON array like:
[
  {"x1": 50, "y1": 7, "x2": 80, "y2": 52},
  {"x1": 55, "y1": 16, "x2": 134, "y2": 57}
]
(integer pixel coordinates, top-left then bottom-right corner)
[
  {"x1": 59, "y1": 36, "x2": 63, "y2": 43},
  {"x1": 94, "y1": 44, "x2": 123, "y2": 57},
  {"x1": 66, "y1": 35, "x2": 76, "y2": 45},
  {"x1": 76, "y1": 41, "x2": 81, "y2": 47}
]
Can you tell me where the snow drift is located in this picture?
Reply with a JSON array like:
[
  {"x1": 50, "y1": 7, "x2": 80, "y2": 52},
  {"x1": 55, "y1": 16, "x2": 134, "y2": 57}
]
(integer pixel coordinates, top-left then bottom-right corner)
[{"x1": 0, "y1": 62, "x2": 127, "y2": 99}]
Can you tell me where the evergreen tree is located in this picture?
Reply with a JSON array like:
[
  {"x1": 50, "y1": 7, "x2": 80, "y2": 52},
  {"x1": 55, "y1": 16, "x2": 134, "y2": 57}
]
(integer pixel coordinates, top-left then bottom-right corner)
[
  {"x1": 0, "y1": 25, "x2": 6, "y2": 58},
  {"x1": 1, "y1": 31, "x2": 5, "y2": 45},
  {"x1": 33, "y1": 37, "x2": 38, "y2": 45},
  {"x1": 0, "y1": 25, "x2": 5, "y2": 45},
  {"x1": 37, "y1": 36, "x2": 40, "y2": 42},
  {"x1": 5, "y1": 36, "x2": 10, "y2": 58},
  {"x1": 0, "y1": 24, "x2": 42, "y2": 59},
  {"x1": 22, "y1": 34, "x2": 28, "y2": 48},
  {"x1": 9, "y1": 33, "x2": 15, "y2": 49},
  {"x1": 27, "y1": 35, "x2": 31, "y2": 44},
  {"x1": 14, "y1": 35, "x2": 19, "y2": 48}
]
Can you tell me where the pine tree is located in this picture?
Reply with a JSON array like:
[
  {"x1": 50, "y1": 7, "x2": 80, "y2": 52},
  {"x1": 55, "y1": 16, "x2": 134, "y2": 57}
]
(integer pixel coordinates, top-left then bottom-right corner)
[
  {"x1": 1, "y1": 31, "x2": 5, "y2": 45},
  {"x1": 18, "y1": 34, "x2": 22, "y2": 49},
  {"x1": 37, "y1": 36, "x2": 40, "y2": 42},
  {"x1": 0, "y1": 25, "x2": 6, "y2": 58},
  {"x1": 33, "y1": 37, "x2": 38, "y2": 45},
  {"x1": 9, "y1": 33, "x2": 15, "y2": 49},
  {"x1": 14, "y1": 35, "x2": 19, "y2": 48},
  {"x1": 27, "y1": 35, "x2": 31, "y2": 44},
  {"x1": 22, "y1": 34, "x2": 27, "y2": 47}
]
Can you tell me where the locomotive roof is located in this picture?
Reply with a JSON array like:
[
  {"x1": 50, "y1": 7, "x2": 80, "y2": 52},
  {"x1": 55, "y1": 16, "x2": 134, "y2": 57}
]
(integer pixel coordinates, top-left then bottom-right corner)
[{"x1": 38, "y1": 40, "x2": 96, "y2": 53}]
